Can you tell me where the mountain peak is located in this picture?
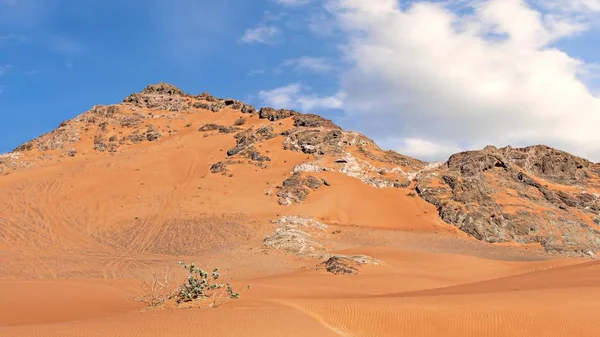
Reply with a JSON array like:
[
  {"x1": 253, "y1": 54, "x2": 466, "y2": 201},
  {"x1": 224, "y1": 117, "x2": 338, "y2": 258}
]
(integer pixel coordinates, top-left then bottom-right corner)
[{"x1": 1, "y1": 85, "x2": 599, "y2": 256}]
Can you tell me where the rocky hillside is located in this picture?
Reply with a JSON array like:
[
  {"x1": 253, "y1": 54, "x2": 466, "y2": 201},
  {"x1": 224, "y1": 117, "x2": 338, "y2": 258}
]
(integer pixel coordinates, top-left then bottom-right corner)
[
  {"x1": 416, "y1": 146, "x2": 600, "y2": 256},
  {"x1": 1, "y1": 83, "x2": 599, "y2": 257}
]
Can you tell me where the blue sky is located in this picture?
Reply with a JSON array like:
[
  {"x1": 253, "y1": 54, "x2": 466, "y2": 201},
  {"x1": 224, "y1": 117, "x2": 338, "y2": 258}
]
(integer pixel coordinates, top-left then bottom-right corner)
[{"x1": 1, "y1": 0, "x2": 600, "y2": 161}]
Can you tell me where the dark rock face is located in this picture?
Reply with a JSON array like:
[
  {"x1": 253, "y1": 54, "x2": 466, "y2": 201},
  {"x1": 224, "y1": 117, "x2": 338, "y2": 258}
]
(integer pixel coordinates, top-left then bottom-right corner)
[
  {"x1": 13, "y1": 142, "x2": 34, "y2": 152},
  {"x1": 119, "y1": 115, "x2": 142, "y2": 128},
  {"x1": 293, "y1": 114, "x2": 341, "y2": 129},
  {"x1": 141, "y1": 83, "x2": 185, "y2": 96},
  {"x1": 277, "y1": 173, "x2": 326, "y2": 206},
  {"x1": 226, "y1": 126, "x2": 277, "y2": 158},
  {"x1": 93, "y1": 135, "x2": 107, "y2": 152},
  {"x1": 197, "y1": 91, "x2": 218, "y2": 102},
  {"x1": 210, "y1": 161, "x2": 227, "y2": 174},
  {"x1": 123, "y1": 83, "x2": 188, "y2": 111},
  {"x1": 283, "y1": 129, "x2": 344, "y2": 155},
  {"x1": 145, "y1": 126, "x2": 161, "y2": 142},
  {"x1": 416, "y1": 145, "x2": 600, "y2": 255},
  {"x1": 322, "y1": 256, "x2": 359, "y2": 275},
  {"x1": 501, "y1": 145, "x2": 592, "y2": 185},
  {"x1": 124, "y1": 93, "x2": 188, "y2": 111},
  {"x1": 259, "y1": 107, "x2": 298, "y2": 121}
]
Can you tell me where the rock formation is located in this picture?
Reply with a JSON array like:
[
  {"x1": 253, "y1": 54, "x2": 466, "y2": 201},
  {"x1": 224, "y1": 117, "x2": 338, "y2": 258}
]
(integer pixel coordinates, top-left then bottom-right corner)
[{"x1": 3, "y1": 82, "x2": 599, "y2": 256}]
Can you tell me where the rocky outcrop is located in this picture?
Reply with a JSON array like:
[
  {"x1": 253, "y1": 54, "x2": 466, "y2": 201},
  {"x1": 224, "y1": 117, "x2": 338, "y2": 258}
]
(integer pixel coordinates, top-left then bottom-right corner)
[
  {"x1": 141, "y1": 82, "x2": 186, "y2": 96},
  {"x1": 225, "y1": 126, "x2": 276, "y2": 160},
  {"x1": 124, "y1": 83, "x2": 189, "y2": 111},
  {"x1": 415, "y1": 145, "x2": 600, "y2": 256},
  {"x1": 258, "y1": 107, "x2": 298, "y2": 121},
  {"x1": 292, "y1": 114, "x2": 341, "y2": 129},
  {"x1": 263, "y1": 216, "x2": 328, "y2": 256},
  {"x1": 277, "y1": 173, "x2": 327, "y2": 206},
  {"x1": 320, "y1": 255, "x2": 383, "y2": 275},
  {"x1": 500, "y1": 145, "x2": 595, "y2": 185}
]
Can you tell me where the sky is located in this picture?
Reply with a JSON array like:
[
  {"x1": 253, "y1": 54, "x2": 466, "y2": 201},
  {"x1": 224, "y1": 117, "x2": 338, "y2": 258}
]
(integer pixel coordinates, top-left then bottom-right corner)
[{"x1": 1, "y1": 0, "x2": 600, "y2": 162}]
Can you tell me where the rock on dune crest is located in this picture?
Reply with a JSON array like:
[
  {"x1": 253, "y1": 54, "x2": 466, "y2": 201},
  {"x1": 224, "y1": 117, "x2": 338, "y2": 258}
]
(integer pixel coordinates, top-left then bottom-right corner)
[{"x1": 1, "y1": 82, "x2": 600, "y2": 256}]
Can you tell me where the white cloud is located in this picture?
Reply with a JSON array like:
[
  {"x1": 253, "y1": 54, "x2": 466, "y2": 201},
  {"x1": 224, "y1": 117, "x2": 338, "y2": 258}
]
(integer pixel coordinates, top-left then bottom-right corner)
[
  {"x1": 538, "y1": 0, "x2": 600, "y2": 13},
  {"x1": 382, "y1": 137, "x2": 463, "y2": 162},
  {"x1": 241, "y1": 25, "x2": 282, "y2": 44},
  {"x1": 280, "y1": 57, "x2": 335, "y2": 73},
  {"x1": 258, "y1": 83, "x2": 345, "y2": 111},
  {"x1": 319, "y1": 0, "x2": 600, "y2": 161}
]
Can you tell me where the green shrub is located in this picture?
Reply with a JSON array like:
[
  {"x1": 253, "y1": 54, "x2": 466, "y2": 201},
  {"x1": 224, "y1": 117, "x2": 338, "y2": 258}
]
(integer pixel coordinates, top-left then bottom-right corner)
[{"x1": 176, "y1": 262, "x2": 240, "y2": 304}]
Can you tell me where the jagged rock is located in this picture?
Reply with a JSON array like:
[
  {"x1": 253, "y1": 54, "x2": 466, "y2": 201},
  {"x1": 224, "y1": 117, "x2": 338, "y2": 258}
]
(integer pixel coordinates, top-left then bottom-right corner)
[
  {"x1": 416, "y1": 145, "x2": 600, "y2": 255},
  {"x1": 282, "y1": 128, "x2": 375, "y2": 157},
  {"x1": 123, "y1": 83, "x2": 188, "y2": 111},
  {"x1": 277, "y1": 173, "x2": 324, "y2": 206},
  {"x1": 141, "y1": 82, "x2": 185, "y2": 96},
  {"x1": 501, "y1": 145, "x2": 592, "y2": 185},
  {"x1": 119, "y1": 115, "x2": 142, "y2": 128},
  {"x1": 208, "y1": 101, "x2": 225, "y2": 112},
  {"x1": 145, "y1": 126, "x2": 161, "y2": 142},
  {"x1": 127, "y1": 133, "x2": 145, "y2": 143},
  {"x1": 305, "y1": 176, "x2": 323, "y2": 190},
  {"x1": 226, "y1": 126, "x2": 277, "y2": 158},
  {"x1": 241, "y1": 104, "x2": 257, "y2": 114},
  {"x1": 293, "y1": 114, "x2": 341, "y2": 129},
  {"x1": 322, "y1": 256, "x2": 359, "y2": 274},
  {"x1": 210, "y1": 161, "x2": 227, "y2": 174},
  {"x1": 197, "y1": 91, "x2": 218, "y2": 102},
  {"x1": 192, "y1": 100, "x2": 226, "y2": 112},
  {"x1": 13, "y1": 142, "x2": 34, "y2": 152},
  {"x1": 320, "y1": 255, "x2": 383, "y2": 275},
  {"x1": 89, "y1": 105, "x2": 119, "y2": 118},
  {"x1": 259, "y1": 107, "x2": 297, "y2": 121},
  {"x1": 93, "y1": 135, "x2": 107, "y2": 152},
  {"x1": 244, "y1": 147, "x2": 271, "y2": 162}
]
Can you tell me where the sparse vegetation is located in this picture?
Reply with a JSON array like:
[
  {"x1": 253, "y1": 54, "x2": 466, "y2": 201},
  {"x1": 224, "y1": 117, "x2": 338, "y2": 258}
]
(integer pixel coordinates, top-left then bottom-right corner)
[
  {"x1": 133, "y1": 262, "x2": 243, "y2": 309},
  {"x1": 234, "y1": 118, "x2": 247, "y2": 126}
]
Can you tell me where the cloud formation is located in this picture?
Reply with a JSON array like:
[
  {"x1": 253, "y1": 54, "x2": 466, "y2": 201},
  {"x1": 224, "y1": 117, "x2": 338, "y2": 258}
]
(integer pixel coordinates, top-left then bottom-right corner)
[
  {"x1": 241, "y1": 25, "x2": 282, "y2": 44},
  {"x1": 258, "y1": 83, "x2": 344, "y2": 111},
  {"x1": 320, "y1": 0, "x2": 600, "y2": 161},
  {"x1": 279, "y1": 57, "x2": 335, "y2": 73}
]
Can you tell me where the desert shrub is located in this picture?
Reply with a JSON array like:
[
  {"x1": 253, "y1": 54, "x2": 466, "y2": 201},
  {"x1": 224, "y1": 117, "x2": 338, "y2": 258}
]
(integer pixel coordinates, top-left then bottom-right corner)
[
  {"x1": 233, "y1": 118, "x2": 247, "y2": 126},
  {"x1": 133, "y1": 262, "x2": 242, "y2": 309},
  {"x1": 133, "y1": 267, "x2": 174, "y2": 308}
]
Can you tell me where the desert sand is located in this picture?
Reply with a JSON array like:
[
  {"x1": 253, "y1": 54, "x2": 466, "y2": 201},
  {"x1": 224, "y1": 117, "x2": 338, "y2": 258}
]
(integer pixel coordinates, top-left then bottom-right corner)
[{"x1": 1, "y1": 86, "x2": 599, "y2": 336}]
